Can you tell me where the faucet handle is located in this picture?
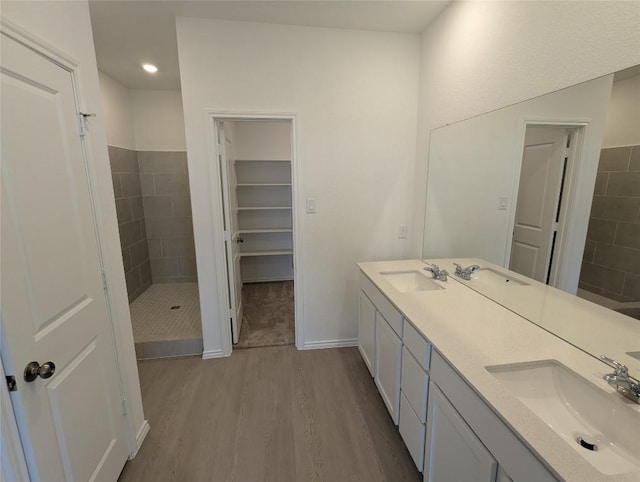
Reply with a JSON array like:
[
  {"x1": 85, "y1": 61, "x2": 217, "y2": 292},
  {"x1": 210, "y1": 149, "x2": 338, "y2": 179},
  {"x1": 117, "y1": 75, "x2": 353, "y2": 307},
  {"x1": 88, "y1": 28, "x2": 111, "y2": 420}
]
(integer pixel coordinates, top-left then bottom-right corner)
[{"x1": 600, "y1": 355, "x2": 628, "y2": 376}]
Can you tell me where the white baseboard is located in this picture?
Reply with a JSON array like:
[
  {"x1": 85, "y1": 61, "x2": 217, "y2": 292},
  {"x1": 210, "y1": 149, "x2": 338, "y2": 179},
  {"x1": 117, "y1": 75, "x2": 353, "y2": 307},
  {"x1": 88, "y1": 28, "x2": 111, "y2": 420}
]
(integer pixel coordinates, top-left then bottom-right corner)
[
  {"x1": 302, "y1": 338, "x2": 358, "y2": 350},
  {"x1": 202, "y1": 349, "x2": 225, "y2": 359},
  {"x1": 131, "y1": 420, "x2": 150, "y2": 458}
]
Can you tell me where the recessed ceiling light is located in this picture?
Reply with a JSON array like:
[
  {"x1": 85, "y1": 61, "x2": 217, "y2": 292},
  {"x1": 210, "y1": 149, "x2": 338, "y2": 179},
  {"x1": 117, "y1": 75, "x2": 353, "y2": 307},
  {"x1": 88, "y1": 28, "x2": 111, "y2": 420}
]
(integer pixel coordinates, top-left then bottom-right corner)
[{"x1": 142, "y1": 64, "x2": 158, "y2": 73}]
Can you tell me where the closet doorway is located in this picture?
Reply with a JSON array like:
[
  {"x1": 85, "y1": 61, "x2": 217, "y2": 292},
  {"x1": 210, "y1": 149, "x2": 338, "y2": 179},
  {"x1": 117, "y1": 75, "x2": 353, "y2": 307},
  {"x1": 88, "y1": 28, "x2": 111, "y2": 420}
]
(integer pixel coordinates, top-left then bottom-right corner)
[{"x1": 215, "y1": 118, "x2": 298, "y2": 350}]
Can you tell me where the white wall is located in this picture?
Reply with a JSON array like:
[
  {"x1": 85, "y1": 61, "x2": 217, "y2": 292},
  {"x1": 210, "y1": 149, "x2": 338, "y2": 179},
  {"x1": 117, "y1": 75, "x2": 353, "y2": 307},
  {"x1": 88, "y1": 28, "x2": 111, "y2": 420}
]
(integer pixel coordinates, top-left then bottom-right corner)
[
  {"x1": 422, "y1": 76, "x2": 613, "y2": 293},
  {"x1": 131, "y1": 89, "x2": 186, "y2": 151},
  {"x1": 412, "y1": 1, "x2": 640, "y2": 256},
  {"x1": 98, "y1": 71, "x2": 135, "y2": 150},
  {"x1": 98, "y1": 72, "x2": 186, "y2": 151},
  {"x1": 602, "y1": 74, "x2": 640, "y2": 148},
  {"x1": 1, "y1": 0, "x2": 146, "y2": 455},
  {"x1": 176, "y1": 18, "x2": 420, "y2": 353},
  {"x1": 233, "y1": 121, "x2": 291, "y2": 160}
]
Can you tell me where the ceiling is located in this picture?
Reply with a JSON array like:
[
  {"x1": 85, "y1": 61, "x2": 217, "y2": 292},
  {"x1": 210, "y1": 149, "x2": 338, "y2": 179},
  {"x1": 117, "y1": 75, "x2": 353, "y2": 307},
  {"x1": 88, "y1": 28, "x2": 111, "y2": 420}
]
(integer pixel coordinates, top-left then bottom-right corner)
[{"x1": 89, "y1": 0, "x2": 452, "y2": 90}]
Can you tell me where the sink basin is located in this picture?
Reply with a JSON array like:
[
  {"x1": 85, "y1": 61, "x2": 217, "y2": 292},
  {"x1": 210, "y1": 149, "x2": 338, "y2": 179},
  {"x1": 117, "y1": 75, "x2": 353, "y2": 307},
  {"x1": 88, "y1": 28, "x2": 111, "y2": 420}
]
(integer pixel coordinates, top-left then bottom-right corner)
[
  {"x1": 380, "y1": 270, "x2": 444, "y2": 293},
  {"x1": 470, "y1": 267, "x2": 529, "y2": 286},
  {"x1": 487, "y1": 360, "x2": 640, "y2": 475},
  {"x1": 627, "y1": 351, "x2": 640, "y2": 361}
]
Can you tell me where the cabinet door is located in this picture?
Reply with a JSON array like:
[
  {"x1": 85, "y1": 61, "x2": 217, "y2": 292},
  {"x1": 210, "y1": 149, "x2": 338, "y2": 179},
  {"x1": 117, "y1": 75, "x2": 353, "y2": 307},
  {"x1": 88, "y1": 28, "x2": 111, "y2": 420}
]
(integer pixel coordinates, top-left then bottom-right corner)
[
  {"x1": 358, "y1": 290, "x2": 376, "y2": 376},
  {"x1": 424, "y1": 383, "x2": 497, "y2": 482},
  {"x1": 399, "y1": 391, "x2": 425, "y2": 471},
  {"x1": 374, "y1": 312, "x2": 402, "y2": 425}
]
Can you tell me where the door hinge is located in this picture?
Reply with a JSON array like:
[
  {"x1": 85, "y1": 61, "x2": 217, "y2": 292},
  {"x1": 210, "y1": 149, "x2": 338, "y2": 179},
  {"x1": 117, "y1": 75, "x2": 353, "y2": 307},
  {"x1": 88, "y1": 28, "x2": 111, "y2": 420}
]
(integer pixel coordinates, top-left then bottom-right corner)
[
  {"x1": 78, "y1": 114, "x2": 87, "y2": 137},
  {"x1": 121, "y1": 398, "x2": 128, "y2": 416},
  {"x1": 5, "y1": 376, "x2": 17, "y2": 392},
  {"x1": 101, "y1": 270, "x2": 108, "y2": 291},
  {"x1": 77, "y1": 112, "x2": 96, "y2": 137}
]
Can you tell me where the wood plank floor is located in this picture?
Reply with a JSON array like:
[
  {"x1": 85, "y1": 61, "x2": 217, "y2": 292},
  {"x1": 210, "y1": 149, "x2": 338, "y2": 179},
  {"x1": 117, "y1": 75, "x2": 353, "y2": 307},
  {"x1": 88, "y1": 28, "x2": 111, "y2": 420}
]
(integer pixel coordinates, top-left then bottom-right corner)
[{"x1": 119, "y1": 346, "x2": 421, "y2": 482}]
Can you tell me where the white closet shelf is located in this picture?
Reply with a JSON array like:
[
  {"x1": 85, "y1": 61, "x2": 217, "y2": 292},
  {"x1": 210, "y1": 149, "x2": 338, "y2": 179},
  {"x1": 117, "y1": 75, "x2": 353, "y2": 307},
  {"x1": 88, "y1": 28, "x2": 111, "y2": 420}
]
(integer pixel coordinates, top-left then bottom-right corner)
[
  {"x1": 238, "y1": 228, "x2": 293, "y2": 234},
  {"x1": 236, "y1": 183, "x2": 291, "y2": 187},
  {"x1": 239, "y1": 249, "x2": 293, "y2": 257},
  {"x1": 237, "y1": 206, "x2": 292, "y2": 211}
]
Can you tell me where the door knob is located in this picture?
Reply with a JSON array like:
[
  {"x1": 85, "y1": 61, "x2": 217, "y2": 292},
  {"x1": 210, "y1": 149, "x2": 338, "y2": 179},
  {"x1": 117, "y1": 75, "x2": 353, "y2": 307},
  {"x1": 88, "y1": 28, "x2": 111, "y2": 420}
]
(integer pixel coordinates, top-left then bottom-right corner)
[
  {"x1": 236, "y1": 236, "x2": 244, "y2": 244},
  {"x1": 23, "y1": 361, "x2": 56, "y2": 382}
]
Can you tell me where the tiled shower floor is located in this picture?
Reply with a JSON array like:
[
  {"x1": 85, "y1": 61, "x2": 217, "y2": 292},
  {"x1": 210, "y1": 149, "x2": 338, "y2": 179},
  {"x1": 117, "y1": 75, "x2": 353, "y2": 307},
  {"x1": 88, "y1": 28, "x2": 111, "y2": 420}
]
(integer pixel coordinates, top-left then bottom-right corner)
[{"x1": 129, "y1": 282, "x2": 202, "y2": 346}]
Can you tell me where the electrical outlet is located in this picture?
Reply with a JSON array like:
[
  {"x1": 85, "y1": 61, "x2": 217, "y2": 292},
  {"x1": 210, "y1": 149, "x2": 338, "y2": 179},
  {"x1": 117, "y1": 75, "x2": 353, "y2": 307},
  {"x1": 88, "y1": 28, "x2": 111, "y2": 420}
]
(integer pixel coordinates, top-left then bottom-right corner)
[{"x1": 398, "y1": 224, "x2": 408, "y2": 239}]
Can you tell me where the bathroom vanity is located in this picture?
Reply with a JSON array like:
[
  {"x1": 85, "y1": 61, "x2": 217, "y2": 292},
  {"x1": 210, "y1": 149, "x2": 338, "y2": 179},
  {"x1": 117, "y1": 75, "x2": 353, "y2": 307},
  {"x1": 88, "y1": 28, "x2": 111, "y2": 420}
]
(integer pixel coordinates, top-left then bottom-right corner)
[{"x1": 357, "y1": 259, "x2": 640, "y2": 482}]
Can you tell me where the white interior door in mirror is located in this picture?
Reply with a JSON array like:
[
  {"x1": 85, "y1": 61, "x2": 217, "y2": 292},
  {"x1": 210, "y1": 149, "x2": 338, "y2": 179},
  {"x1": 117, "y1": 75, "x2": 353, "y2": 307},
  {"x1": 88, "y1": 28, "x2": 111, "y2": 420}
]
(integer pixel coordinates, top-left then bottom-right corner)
[
  {"x1": 510, "y1": 127, "x2": 569, "y2": 283},
  {"x1": 1, "y1": 33, "x2": 129, "y2": 481}
]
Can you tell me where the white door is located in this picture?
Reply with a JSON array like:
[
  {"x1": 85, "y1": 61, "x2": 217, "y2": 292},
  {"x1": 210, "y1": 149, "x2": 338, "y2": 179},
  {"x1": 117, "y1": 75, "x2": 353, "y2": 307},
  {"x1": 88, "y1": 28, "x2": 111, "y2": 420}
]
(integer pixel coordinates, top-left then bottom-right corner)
[
  {"x1": 1, "y1": 33, "x2": 129, "y2": 481},
  {"x1": 510, "y1": 127, "x2": 569, "y2": 283},
  {"x1": 217, "y1": 123, "x2": 243, "y2": 344}
]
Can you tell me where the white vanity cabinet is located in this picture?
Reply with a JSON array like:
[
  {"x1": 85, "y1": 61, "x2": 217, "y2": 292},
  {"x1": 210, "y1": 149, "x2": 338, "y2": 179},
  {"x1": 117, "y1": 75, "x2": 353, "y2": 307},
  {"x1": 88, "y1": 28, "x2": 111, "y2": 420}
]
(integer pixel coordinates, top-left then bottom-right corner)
[
  {"x1": 356, "y1": 262, "x2": 573, "y2": 482},
  {"x1": 375, "y1": 312, "x2": 402, "y2": 424},
  {"x1": 426, "y1": 350, "x2": 557, "y2": 482},
  {"x1": 357, "y1": 291, "x2": 376, "y2": 376},
  {"x1": 359, "y1": 272, "x2": 404, "y2": 425}
]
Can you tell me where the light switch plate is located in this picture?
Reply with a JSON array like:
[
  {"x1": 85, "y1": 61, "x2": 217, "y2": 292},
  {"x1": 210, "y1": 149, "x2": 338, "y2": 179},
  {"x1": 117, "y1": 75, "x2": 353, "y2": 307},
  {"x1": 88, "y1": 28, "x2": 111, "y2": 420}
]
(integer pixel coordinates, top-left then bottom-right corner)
[
  {"x1": 306, "y1": 198, "x2": 316, "y2": 214},
  {"x1": 398, "y1": 224, "x2": 408, "y2": 239},
  {"x1": 498, "y1": 197, "x2": 508, "y2": 210}
]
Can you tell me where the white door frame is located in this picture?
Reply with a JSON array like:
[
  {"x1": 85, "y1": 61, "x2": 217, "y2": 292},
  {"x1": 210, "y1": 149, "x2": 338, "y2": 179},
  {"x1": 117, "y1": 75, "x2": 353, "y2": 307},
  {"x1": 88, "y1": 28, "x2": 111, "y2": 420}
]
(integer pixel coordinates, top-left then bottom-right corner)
[
  {"x1": 505, "y1": 119, "x2": 589, "y2": 291},
  {"x1": 205, "y1": 112, "x2": 303, "y2": 355},
  {"x1": 0, "y1": 357, "x2": 30, "y2": 482},
  {"x1": 0, "y1": 16, "x2": 147, "y2": 468}
]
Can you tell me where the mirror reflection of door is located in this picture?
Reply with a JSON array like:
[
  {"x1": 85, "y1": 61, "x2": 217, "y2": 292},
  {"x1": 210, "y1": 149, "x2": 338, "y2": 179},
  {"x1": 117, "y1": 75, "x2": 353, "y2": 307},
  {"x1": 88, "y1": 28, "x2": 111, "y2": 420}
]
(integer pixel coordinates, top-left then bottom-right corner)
[{"x1": 510, "y1": 126, "x2": 572, "y2": 284}]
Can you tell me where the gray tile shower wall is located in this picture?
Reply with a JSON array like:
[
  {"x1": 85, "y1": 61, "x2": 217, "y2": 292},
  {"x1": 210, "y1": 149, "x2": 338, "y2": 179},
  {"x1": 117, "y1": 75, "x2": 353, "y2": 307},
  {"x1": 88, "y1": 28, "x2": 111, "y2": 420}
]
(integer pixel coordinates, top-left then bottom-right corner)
[
  {"x1": 138, "y1": 151, "x2": 197, "y2": 284},
  {"x1": 580, "y1": 145, "x2": 640, "y2": 301},
  {"x1": 109, "y1": 146, "x2": 151, "y2": 302}
]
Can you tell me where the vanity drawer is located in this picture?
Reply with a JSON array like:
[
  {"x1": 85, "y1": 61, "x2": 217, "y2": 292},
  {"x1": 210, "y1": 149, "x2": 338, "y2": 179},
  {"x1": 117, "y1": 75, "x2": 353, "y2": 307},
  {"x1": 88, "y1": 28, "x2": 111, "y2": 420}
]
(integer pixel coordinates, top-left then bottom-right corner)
[
  {"x1": 360, "y1": 271, "x2": 403, "y2": 337},
  {"x1": 401, "y1": 346, "x2": 428, "y2": 422},
  {"x1": 399, "y1": 391, "x2": 425, "y2": 472},
  {"x1": 403, "y1": 320, "x2": 431, "y2": 370}
]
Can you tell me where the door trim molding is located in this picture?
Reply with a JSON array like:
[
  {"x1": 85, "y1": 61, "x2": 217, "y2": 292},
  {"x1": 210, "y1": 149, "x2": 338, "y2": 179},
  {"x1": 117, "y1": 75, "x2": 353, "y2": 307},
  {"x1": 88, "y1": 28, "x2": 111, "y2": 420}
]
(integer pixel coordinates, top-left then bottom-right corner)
[
  {"x1": 205, "y1": 111, "x2": 304, "y2": 355},
  {"x1": 1, "y1": 17, "x2": 79, "y2": 70},
  {"x1": 0, "y1": 358, "x2": 30, "y2": 482},
  {"x1": 506, "y1": 119, "x2": 589, "y2": 292},
  {"x1": 131, "y1": 421, "x2": 150, "y2": 459}
]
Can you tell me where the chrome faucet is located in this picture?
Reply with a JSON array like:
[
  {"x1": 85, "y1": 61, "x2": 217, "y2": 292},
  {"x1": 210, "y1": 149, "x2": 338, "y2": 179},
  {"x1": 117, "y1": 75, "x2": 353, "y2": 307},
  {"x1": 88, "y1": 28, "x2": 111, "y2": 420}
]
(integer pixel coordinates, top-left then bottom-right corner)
[
  {"x1": 453, "y1": 263, "x2": 480, "y2": 281},
  {"x1": 600, "y1": 355, "x2": 640, "y2": 404},
  {"x1": 423, "y1": 264, "x2": 448, "y2": 282}
]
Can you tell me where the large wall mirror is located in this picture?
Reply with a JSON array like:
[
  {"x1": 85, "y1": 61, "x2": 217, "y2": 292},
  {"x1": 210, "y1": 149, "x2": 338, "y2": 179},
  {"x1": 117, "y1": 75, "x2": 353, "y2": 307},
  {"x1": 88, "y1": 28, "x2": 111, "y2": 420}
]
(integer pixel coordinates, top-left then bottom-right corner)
[{"x1": 422, "y1": 65, "x2": 640, "y2": 369}]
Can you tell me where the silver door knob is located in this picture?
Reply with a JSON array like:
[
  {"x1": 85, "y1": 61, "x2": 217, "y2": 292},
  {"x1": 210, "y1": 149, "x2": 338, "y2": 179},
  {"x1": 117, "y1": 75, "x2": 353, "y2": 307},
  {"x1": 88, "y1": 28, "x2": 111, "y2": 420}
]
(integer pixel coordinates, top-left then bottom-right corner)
[{"x1": 23, "y1": 361, "x2": 56, "y2": 382}]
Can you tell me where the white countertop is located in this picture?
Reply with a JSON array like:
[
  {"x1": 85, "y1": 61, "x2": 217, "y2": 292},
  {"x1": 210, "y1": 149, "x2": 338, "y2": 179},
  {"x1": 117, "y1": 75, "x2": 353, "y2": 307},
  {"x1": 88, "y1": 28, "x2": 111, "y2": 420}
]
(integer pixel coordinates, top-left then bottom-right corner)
[
  {"x1": 425, "y1": 257, "x2": 640, "y2": 376},
  {"x1": 358, "y1": 259, "x2": 640, "y2": 482}
]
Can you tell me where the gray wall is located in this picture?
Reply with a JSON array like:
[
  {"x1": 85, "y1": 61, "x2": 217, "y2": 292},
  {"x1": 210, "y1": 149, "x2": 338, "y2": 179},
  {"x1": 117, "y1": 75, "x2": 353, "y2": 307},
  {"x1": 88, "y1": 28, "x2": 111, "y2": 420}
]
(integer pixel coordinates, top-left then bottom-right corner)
[
  {"x1": 138, "y1": 151, "x2": 197, "y2": 283},
  {"x1": 109, "y1": 146, "x2": 151, "y2": 302},
  {"x1": 580, "y1": 145, "x2": 640, "y2": 301},
  {"x1": 109, "y1": 148, "x2": 196, "y2": 303}
]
